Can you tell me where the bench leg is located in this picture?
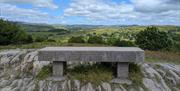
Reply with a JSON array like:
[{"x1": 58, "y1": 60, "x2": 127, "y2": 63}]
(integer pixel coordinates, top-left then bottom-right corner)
[
  {"x1": 111, "y1": 62, "x2": 131, "y2": 84},
  {"x1": 53, "y1": 61, "x2": 64, "y2": 77},
  {"x1": 117, "y1": 62, "x2": 129, "y2": 78}
]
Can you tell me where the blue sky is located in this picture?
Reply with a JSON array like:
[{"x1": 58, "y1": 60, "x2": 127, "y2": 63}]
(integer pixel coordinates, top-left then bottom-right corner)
[{"x1": 0, "y1": 0, "x2": 180, "y2": 25}]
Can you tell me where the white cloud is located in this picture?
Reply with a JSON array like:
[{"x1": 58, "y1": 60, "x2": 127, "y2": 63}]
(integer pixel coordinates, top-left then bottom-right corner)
[
  {"x1": 64, "y1": 0, "x2": 134, "y2": 20},
  {"x1": 0, "y1": 0, "x2": 179, "y2": 25},
  {"x1": 132, "y1": 0, "x2": 180, "y2": 13},
  {"x1": 0, "y1": 3, "x2": 59, "y2": 23},
  {"x1": 64, "y1": 0, "x2": 180, "y2": 25},
  {"x1": 0, "y1": 0, "x2": 58, "y2": 9}
]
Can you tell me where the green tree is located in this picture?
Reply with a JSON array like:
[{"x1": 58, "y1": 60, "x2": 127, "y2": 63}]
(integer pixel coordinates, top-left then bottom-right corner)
[
  {"x1": 88, "y1": 35, "x2": 104, "y2": 44},
  {"x1": 0, "y1": 19, "x2": 32, "y2": 45},
  {"x1": 34, "y1": 36, "x2": 48, "y2": 42},
  {"x1": 68, "y1": 36, "x2": 86, "y2": 43},
  {"x1": 135, "y1": 26, "x2": 173, "y2": 50},
  {"x1": 113, "y1": 39, "x2": 135, "y2": 47}
]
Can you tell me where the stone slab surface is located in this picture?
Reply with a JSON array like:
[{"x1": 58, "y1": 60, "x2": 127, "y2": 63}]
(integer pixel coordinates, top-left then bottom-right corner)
[
  {"x1": 39, "y1": 47, "x2": 144, "y2": 51},
  {"x1": 53, "y1": 61, "x2": 64, "y2": 77},
  {"x1": 117, "y1": 62, "x2": 129, "y2": 78},
  {"x1": 38, "y1": 47, "x2": 144, "y2": 62}
]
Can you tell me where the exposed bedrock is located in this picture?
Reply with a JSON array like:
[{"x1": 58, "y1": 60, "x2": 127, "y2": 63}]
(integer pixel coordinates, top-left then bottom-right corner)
[{"x1": 0, "y1": 49, "x2": 179, "y2": 91}]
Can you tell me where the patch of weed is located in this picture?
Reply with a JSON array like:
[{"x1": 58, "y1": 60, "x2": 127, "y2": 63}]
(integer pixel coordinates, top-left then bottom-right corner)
[
  {"x1": 36, "y1": 65, "x2": 52, "y2": 80},
  {"x1": 67, "y1": 63, "x2": 114, "y2": 85},
  {"x1": 129, "y1": 63, "x2": 144, "y2": 86}
]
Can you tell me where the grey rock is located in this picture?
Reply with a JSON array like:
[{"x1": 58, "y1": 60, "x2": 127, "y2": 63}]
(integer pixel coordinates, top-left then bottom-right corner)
[
  {"x1": 114, "y1": 88, "x2": 122, "y2": 91},
  {"x1": 74, "y1": 80, "x2": 80, "y2": 91},
  {"x1": 111, "y1": 78, "x2": 132, "y2": 84},
  {"x1": 27, "y1": 84, "x2": 36, "y2": 91},
  {"x1": 1, "y1": 49, "x2": 180, "y2": 91},
  {"x1": 142, "y1": 63, "x2": 171, "y2": 91},
  {"x1": 143, "y1": 78, "x2": 162, "y2": 91},
  {"x1": 24, "y1": 51, "x2": 37, "y2": 63},
  {"x1": 139, "y1": 87, "x2": 144, "y2": 91},
  {"x1": 102, "y1": 82, "x2": 111, "y2": 91},
  {"x1": 169, "y1": 70, "x2": 180, "y2": 83},
  {"x1": 67, "y1": 80, "x2": 71, "y2": 91},
  {"x1": 129, "y1": 88, "x2": 136, "y2": 91},
  {"x1": 120, "y1": 85, "x2": 127, "y2": 91},
  {"x1": 10, "y1": 79, "x2": 18, "y2": 88},
  {"x1": 81, "y1": 83, "x2": 95, "y2": 91},
  {"x1": 96, "y1": 85, "x2": 102, "y2": 91},
  {"x1": 0, "y1": 80, "x2": 11, "y2": 88},
  {"x1": 39, "y1": 80, "x2": 46, "y2": 91},
  {"x1": 1, "y1": 86, "x2": 12, "y2": 91},
  {"x1": 172, "y1": 87, "x2": 180, "y2": 91},
  {"x1": 60, "y1": 80, "x2": 68, "y2": 91}
]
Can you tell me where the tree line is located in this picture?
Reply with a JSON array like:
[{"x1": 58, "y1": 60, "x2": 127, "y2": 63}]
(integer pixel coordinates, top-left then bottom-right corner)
[{"x1": 0, "y1": 19, "x2": 33, "y2": 45}]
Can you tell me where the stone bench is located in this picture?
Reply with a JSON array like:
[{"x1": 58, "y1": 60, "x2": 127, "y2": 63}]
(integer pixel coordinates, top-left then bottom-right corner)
[{"x1": 38, "y1": 47, "x2": 144, "y2": 82}]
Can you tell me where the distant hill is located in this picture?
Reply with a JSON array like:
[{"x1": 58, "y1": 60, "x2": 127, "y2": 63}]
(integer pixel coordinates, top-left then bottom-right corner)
[
  {"x1": 12, "y1": 21, "x2": 180, "y2": 32},
  {"x1": 15, "y1": 22, "x2": 55, "y2": 32},
  {"x1": 54, "y1": 25, "x2": 137, "y2": 31}
]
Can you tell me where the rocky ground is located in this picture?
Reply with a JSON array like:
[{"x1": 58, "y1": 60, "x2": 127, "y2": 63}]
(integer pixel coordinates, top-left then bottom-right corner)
[{"x1": 0, "y1": 49, "x2": 179, "y2": 91}]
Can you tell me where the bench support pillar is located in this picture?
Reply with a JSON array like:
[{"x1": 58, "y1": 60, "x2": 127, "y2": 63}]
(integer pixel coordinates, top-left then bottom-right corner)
[
  {"x1": 111, "y1": 62, "x2": 131, "y2": 84},
  {"x1": 117, "y1": 62, "x2": 129, "y2": 78},
  {"x1": 53, "y1": 61, "x2": 64, "y2": 77}
]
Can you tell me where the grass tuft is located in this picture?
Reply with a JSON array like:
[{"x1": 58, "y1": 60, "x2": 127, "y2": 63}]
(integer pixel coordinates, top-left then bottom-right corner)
[
  {"x1": 36, "y1": 65, "x2": 52, "y2": 80},
  {"x1": 67, "y1": 63, "x2": 114, "y2": 85},
  {"x1": 145, "y1": 50, "x2": 180, "y2": 64},
  {"x1": 129, "y1": 63, "x2": 144, "y2": 86}
]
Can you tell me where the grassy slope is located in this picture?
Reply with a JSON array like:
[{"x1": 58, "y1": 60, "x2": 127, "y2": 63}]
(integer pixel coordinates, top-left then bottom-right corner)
[
  {"x1": 145, "y1": 50, "x2": 180, "y2": 64},
  {"x1": 18, "y1": 23, "x2": 54, "y2": 32}
]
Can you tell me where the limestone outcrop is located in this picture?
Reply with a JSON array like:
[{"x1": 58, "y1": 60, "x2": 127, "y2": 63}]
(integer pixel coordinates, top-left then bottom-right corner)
[{"x1": 0, "y1": 49, "x2": 179, "y2": 91}]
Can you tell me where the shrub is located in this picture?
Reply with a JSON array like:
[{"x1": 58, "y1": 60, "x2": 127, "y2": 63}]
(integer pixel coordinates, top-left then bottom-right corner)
[
  {"x1": 46, "y1": 38, "x2": 56, "y2": 42},
  {"x1": 68, "y1": 63, "x2": 113, "y2": 85},
  {"x1": 172, "y1": 33, "x2": 180, "y2": 42},
  {"x1": 25, "y1": 35, "x2": 33, "y2": 43},
  {"x1": 34, "y1": 36, "x2": 47, "y2": 42},
  {"x1": 171, "y1": 41, "x2": 180, "y2": 52},
  {"x1": 68, "y1": 36, "x2": 86, "y2": 43},
  {"x1": 48, "y1": 34, "x2": 54, "y2": 37},
  {"x1": 88, "y1": 35, "x2": 104, "y2": 44},
  {"x1": 48, "y1": 28, "x2": 69, "y2": 32},
  {"x1": 129, "y1": 63, "x2": 144, "y2": 86},
  {"x1": 113, "y1": 39, "x2": 136, "y2": 47},
  {"x1": 106, "y1": 37, "x2": 119, "y2": 45},
  {"x1": 0, "y1": 19, "x2": 30, "y2": 45},
  {"x1": 48, "y1": 28, "x2": 70, "y2": 35},
  {"x1": 135, "y1": 26, "x2": 173, "y2": 50}
]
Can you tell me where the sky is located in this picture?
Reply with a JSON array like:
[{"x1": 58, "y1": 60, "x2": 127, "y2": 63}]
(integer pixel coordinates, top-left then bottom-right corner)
[{"x1": 0, "y1": 0, "x2": 180, "y2": 25}]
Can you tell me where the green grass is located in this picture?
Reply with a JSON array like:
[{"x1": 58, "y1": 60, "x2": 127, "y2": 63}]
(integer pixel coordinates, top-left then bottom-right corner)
[
  {"x1": 67, "y1": 63, "x2": 114, "y2": 85},
  {"x1": 67, "y1": 62, "x2": 145, "y2": 86},
  {"x1": 128, "y1": 63, "x2": 148, "y2": 91},
  {"x1": 0, "y1": 42, "x2": 61, "y2": 50},
  {"x1": 34, "y1": 62, "x2": 145, "y2": 86},
  {"x1": 0, "y1": 42, "x2": 109, "y2": 51},
  {"x1": 177, "y1": 83, "x2": 180, "y2": 89},
  {"x1": 145, "y1": 50, "x2": 180, "y2": 64},
  {"x1": 36, "y1": 65, "x2": 52, "y2": 80},
  {"x1": 129, "y1": 63, "x2": 144, "y2": 86}
]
